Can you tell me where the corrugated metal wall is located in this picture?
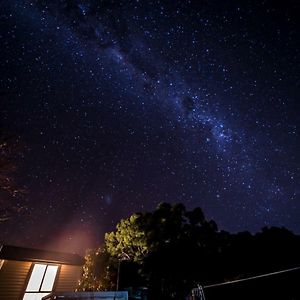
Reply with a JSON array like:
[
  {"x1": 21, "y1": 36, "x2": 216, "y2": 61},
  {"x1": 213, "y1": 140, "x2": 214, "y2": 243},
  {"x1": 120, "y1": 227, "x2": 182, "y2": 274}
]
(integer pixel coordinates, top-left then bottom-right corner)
[
  {"x1": 0, "y1": 260, "x2": 32, "y2": 300},
  {"x1": 55, "y1": 264, "x2": 82, "y2": 292}
]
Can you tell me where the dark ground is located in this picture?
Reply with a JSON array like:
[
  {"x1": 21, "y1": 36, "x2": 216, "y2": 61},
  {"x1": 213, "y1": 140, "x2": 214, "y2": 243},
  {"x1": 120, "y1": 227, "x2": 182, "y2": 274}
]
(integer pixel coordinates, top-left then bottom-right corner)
[{"x1": 203, "y1": 267, "x2": 300, "y2": 300}]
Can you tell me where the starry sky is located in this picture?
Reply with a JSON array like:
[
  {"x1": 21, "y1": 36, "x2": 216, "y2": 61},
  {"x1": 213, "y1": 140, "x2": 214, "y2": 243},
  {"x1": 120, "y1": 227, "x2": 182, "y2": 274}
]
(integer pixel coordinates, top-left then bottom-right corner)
[{"x1": 0, "y1": 0, "x2": 299, "y2": 254}]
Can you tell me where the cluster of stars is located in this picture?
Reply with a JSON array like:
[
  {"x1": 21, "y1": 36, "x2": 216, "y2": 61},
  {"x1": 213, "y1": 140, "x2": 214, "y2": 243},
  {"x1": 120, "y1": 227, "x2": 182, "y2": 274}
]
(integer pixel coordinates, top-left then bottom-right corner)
[{"x1": 0, "y1": 0, "x2": 299, "y2": 252}]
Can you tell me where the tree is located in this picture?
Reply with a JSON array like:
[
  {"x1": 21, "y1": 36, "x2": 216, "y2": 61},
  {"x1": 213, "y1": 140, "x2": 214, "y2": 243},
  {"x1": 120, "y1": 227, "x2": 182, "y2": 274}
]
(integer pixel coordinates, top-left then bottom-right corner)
[
  {"x1": 77, "y1": 247, "x2": 117, "y2": 291},
  {"x1": 105, "y1": 203, "x2": 219, "y2": 299},
  {"x1": 83, "y1": 203, "x2": 300, "y2": 299},
  {"x1": 105, "y1": 213, "x2": 149, "y2": 262},
  {"x1": 0, "y1": 130, "x2": 25, "y2": 222}
]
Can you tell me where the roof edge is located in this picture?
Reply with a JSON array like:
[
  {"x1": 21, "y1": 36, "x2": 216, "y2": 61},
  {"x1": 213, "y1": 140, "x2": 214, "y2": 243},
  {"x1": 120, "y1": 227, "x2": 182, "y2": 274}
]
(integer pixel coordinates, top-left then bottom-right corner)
[{"x1": 0, "y1": 244, "x2": 85, "y2": 266}]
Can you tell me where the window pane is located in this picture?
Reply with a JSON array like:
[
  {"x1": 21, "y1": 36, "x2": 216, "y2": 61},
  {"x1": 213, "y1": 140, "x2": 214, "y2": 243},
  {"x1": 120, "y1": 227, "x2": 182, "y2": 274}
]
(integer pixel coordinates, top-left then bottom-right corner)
[
  {"x1": 0, "y1": 259, "x2": 4, "y2": 270},
  {"x1": 26, "y1": 264, "x2": 47, "y2": 291},
  {"x1": 41, "y1": 265, "x2": 58, "y2": 291},
  {"x1": 23, "y1": 292, "x2": 49, "y2": 300}
]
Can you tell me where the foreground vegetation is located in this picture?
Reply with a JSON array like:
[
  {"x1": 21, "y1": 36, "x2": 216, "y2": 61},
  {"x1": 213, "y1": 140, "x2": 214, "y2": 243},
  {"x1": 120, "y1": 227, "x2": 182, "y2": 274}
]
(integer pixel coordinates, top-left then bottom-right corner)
[{"x1": 78, "y1": 203, "x2": 300, "y2": 299}]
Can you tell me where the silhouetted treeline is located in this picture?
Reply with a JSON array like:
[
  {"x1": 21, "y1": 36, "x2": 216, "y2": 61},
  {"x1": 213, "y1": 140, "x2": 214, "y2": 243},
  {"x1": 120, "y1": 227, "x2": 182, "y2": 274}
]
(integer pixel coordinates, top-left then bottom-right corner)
[{"x1": 78, "y1": 203, "x2": 300, "y2": 300}]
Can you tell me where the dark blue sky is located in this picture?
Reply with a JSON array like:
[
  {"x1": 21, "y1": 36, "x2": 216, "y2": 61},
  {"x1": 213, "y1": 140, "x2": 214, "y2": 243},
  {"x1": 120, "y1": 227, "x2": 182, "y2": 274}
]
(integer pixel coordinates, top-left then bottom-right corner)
[{"x1": 0, "y1": 0, "x2": 299, "y2": 253}]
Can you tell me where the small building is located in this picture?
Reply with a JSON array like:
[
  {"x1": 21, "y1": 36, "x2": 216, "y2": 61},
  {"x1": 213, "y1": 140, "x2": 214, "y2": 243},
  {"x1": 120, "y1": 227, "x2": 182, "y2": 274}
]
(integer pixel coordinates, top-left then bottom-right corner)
[{"x1": 0, "y1": 244, "x2": 84, "y2": 300}]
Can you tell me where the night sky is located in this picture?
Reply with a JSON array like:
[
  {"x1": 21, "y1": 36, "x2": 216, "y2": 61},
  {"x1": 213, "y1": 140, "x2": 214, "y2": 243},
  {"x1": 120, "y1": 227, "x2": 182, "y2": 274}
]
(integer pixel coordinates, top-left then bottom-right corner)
[{"x1": 1, "y1": 0, "x2": 299, "y2": 254}]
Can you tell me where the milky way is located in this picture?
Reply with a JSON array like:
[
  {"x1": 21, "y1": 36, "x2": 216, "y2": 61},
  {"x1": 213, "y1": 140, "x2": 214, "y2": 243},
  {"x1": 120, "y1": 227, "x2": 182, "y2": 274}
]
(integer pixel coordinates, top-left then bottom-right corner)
[{"x1": 0, "y1": 0, "x2": 299, "y2": 253}]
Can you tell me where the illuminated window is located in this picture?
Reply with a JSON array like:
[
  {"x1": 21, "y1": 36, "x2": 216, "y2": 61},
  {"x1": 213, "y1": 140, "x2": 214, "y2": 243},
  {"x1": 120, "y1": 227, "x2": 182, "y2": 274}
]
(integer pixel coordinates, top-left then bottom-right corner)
[
  {"x1": 0, "y1": 259, "x2": 4, "y2": 270},
  {"x1": 23, "y1": 264, "x2": 59, "y2": 300}
]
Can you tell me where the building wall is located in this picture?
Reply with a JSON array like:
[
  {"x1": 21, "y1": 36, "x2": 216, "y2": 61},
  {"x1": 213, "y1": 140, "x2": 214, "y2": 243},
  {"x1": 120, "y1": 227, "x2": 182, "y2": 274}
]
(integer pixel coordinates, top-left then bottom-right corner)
[
  {"x1": 56, "y1": 264, "x2": 82, "y2": 292},
  {"x1": 0, "y1": 260, "x2": 32, "y2": 300},
  {"x1": 0, "y1": 260, "x2": 82, "y2": 300}
]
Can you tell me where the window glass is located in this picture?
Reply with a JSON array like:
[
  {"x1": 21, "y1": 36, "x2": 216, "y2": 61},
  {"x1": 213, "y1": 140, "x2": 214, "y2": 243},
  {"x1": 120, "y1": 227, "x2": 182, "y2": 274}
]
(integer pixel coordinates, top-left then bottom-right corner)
[
  {"x1": 23, "y1": 263, "x2": 59, "y2": 300},
  {"x1": 41, "y1": 265, "x2": 58, "y2": 291},
  {"x1": 26, "y1": 264, "x2": 47, "y2": 292},
  {"x1": 23, "y1": 292, "x2": 49, "y2": 300},
  {"x1": 0, "y1": 259, "x2": 4, "y2": 270}
]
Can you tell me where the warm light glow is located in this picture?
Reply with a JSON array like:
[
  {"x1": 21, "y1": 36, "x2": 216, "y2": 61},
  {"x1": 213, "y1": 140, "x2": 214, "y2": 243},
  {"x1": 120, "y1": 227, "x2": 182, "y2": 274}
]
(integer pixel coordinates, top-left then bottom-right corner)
[
  {"x1": 23, "y1": 264, "x2": 59, "y2": 300},
  {"x1": 26, "y1": 264, "x2": 47, "y2": 292},
  {"x1": 41, "y1": 265, "x2": 58, "y2": 291},
  {"x1": 23, "y1": 293, "x2": 49, "y2": 300},
  {"x1": 0, "y1": 259, "x2": 4, "y2": 270}
]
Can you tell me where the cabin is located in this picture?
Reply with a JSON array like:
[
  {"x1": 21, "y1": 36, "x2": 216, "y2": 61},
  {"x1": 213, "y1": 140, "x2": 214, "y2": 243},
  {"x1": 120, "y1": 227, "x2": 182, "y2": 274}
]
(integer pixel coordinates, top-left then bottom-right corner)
[{"x1": 0, "y1": 244, "x2": 84, "y2": 300}]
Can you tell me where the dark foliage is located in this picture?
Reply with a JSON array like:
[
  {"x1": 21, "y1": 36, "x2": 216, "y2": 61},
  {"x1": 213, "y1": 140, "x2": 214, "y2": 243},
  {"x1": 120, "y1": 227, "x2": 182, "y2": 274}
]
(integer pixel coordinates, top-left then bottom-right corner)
[
  {"x1": 0, "y1": 130, "x2": 25, "y2": 222},
  {"x1": 82, "y1": 203, "x2": 300, "y2": 299}
]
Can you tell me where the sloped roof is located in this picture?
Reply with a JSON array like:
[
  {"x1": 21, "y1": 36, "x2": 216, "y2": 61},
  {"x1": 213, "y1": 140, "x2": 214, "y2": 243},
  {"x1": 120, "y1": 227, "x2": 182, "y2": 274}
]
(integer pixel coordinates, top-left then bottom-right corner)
[{"x1": 0, "y1": 244, "x2": 84, "y2": 266}]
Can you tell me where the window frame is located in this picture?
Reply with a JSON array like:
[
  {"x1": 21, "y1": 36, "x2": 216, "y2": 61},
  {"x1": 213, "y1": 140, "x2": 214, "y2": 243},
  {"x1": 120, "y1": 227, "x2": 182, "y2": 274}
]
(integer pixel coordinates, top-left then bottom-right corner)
[{"x1": 22, "y1": 263, "x2": 60, "y2": 300}]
